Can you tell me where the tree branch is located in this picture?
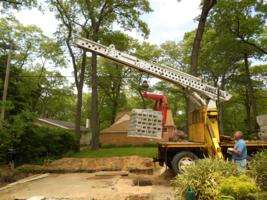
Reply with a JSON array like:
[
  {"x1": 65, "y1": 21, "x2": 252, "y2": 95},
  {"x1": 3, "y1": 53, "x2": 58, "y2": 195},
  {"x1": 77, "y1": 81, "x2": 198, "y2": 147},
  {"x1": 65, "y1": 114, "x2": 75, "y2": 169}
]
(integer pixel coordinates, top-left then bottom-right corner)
[
  {"x1": 0, "y1": 0, "x2": 22, "y2": 4},
  {"x1": 54, "y1": 0, "x2": 79, "y2": 88}
]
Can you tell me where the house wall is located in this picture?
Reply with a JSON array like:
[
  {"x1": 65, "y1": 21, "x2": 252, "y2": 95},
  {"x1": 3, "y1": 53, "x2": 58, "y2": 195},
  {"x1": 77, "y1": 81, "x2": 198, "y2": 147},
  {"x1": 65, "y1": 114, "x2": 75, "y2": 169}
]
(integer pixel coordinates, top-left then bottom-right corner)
[
  {"x1": 100, "y1": 126, "x2": 173, "y2": 146},
  {"x1": 100, "y1": 132, "x2": 160, "y2": 146}
]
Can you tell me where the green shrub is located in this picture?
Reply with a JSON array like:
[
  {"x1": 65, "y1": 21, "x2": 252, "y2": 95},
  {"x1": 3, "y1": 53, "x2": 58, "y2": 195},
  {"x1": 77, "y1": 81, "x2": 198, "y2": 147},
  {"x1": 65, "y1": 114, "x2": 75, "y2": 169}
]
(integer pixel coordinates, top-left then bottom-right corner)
[
  {"x1": 172, "y1": 159, "x2": 240, "y2": 200},
  {"x1": 0, "y1": 114, "x2": 78, "y2": 164},
  {"x1": 254, "y1": 192, "x2": 267, "y2": 200},
  {"x1": 219, "y1": 175, "x2": 259, "y2": 200},
  {"x1": 250, "y1": 150, "x2": 267, "y2": 191}
]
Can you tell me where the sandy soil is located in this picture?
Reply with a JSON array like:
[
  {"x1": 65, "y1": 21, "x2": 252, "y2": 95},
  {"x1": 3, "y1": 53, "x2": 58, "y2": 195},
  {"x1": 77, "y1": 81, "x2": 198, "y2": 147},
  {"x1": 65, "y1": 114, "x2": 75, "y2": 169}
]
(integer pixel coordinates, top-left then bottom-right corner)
[
  {"x1": 49, "y1": 156, "x2": 153, "y2": 170},
  {"x1": 0, "y1": 170, "x2": 175, "y2": 200},
  {"x1": 19, "y1": 156, "x2": 154, "y2": 174}
]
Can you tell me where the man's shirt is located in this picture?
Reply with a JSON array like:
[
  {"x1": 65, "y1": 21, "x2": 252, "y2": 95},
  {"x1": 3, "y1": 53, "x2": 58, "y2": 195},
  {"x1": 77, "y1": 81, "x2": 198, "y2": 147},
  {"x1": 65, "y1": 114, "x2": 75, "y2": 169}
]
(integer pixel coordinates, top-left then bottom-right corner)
[{"x1": 232, "y1": 139, "x2": 247, "y2": 160}]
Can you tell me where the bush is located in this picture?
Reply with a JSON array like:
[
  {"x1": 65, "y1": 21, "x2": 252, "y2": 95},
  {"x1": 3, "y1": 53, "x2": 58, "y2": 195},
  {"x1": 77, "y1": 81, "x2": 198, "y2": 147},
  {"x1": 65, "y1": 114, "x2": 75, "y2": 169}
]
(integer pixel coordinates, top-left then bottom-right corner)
[
  {"x1": 172, "y1": 158, "x2": 240, "y2": 200},
  {"x1": 250, "y1": 150, "x2": 267, "y2": 191},
  {"x1": 219, "y1": 175, "x2": 259, "y2": 200},
  {"x1": 0, "y1": 114, "x2": 78, "y2": 164},
  {"x1": 254, "y1": 192, "x2": 267, "y2": 200}
]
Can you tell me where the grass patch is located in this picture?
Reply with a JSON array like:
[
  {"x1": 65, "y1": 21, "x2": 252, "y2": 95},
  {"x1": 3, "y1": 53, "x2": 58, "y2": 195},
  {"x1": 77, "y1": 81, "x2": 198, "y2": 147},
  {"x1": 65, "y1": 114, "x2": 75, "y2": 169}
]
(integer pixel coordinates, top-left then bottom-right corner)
[{"x1": 69, "y1": 146, "x2": 157, "y2": 158}]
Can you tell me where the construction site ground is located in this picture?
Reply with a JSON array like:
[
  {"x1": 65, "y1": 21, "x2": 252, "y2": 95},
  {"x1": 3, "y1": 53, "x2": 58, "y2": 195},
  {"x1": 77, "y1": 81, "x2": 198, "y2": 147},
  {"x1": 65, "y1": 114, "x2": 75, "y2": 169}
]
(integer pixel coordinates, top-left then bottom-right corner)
[{"x1": 0, "y1": 156, "x2": 176, "y2": 200}]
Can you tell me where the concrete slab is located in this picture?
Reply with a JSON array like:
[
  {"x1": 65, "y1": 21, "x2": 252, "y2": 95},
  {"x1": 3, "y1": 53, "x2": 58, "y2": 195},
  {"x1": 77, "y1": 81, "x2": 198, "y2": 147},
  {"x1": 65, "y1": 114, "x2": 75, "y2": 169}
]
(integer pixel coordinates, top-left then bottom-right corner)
[{"x1": 0, "y1": 172, "x2": 175, "y2": 200}]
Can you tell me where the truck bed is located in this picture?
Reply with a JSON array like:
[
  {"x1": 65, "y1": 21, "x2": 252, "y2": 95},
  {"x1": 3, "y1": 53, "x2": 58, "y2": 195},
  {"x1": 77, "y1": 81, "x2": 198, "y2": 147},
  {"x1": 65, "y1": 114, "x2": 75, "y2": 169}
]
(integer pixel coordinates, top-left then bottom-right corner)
[
  {"x1": 159, "y1": 140, "x2": 267, "y2": 148},
  {"x1": 220, "y1": 140, "x2": 267, "y2": 147},
  {"x1": 158, "y1": 141, "x2": 206, "y2": 148}
]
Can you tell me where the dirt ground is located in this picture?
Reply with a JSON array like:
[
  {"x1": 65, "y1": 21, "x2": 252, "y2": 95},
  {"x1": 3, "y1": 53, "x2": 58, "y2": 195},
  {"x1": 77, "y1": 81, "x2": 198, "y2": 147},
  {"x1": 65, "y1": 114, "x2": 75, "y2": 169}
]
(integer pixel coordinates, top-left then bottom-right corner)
[
  {"x1": 18, "y1": 156, "x2": 154, "y2": 174},
  {"x1": 0, "y1": 156, "x2": 176, "y2": 200},
  {"x1": 0, "y1": 165, "x2": 28, "y2": 187}
]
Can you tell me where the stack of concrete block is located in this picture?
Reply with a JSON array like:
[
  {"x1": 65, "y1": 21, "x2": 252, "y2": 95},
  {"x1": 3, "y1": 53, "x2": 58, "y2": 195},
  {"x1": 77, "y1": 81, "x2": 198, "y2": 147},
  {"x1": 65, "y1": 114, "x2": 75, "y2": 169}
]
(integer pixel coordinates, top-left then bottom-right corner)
[{"x1": 128, "y1": 109, "x2": 162, "y2": 139}]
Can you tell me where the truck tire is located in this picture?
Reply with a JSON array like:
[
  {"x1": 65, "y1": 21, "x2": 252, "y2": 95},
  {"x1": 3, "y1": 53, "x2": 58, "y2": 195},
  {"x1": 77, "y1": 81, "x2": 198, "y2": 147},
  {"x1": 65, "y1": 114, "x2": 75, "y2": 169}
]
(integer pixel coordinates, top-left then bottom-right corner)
[{"x1": 171, "y1": 151, "x2": 198, "y2": 174}]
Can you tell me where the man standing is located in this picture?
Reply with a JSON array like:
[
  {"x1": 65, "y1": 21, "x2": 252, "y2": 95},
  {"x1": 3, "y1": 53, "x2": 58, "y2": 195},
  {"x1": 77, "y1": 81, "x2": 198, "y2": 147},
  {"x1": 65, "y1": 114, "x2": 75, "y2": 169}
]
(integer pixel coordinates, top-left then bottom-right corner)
[{"x1": 228, "y1": 131, "x2": 247, "y2": 170}]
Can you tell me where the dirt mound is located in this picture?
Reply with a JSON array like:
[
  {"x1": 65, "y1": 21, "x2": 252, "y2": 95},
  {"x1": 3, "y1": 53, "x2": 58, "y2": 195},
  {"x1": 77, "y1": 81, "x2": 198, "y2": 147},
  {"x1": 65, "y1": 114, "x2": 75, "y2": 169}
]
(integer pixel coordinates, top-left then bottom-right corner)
[{"x1": 19, "y1": 156, "x2": 154, "y2": 174}]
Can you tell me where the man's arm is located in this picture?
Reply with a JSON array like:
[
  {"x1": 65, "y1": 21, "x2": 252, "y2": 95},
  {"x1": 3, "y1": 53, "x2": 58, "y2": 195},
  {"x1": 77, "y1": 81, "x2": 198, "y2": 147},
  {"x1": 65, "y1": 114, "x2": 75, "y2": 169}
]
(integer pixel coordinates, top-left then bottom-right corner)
[
  {"x1": 231, "y1": 141, "x2": 244, "y2": 155},
  {"x1": 231, "y1": 149, "x2": 241, "y2": 155}
]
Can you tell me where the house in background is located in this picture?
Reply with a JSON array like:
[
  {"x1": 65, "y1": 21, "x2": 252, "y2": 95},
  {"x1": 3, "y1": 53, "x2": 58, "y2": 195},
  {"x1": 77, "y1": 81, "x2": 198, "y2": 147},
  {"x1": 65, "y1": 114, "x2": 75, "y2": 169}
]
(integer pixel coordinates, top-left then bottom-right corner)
[
  {"x1": 100, "y1": 110, "x2": 175, "y2": 146},
  {"x1": 36, "y1": 118, "x2": 91, "y2": 146}
]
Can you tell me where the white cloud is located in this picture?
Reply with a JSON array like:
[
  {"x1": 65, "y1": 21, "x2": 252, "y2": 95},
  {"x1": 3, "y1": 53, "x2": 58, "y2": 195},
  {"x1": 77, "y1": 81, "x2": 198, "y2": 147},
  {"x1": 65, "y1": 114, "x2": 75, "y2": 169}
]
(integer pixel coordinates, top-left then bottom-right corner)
[
  {"x1": 141, "y1": 0, "x2": 200, "y2": 44},
  {"x1": 14, "y1": 8, "x2": 58, "y2": 37},
  {"x1": 13, "y1": 1, "x2": 201, "y2": 45}
]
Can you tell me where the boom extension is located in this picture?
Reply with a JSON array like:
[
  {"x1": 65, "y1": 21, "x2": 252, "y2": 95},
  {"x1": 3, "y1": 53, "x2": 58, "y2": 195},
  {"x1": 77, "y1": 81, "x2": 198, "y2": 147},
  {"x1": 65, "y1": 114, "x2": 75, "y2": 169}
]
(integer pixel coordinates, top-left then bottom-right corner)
[{"x1": 74, "y1": 36, "x2": 232, "y2": 102}]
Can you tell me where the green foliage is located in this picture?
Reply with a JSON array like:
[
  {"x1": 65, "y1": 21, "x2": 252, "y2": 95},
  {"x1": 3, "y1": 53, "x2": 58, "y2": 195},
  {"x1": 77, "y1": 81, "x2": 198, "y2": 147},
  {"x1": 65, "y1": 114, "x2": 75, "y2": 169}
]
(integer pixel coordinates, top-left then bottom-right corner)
[
  {"x1": 254, "y1": 192, "x2": 267, "y2": 200},
  {"x1": 0, "y1": 16, "x2": 73, "y2": 121},
  {"x1": 0, "y1": 0, "x2": 37, "y2": 11},
  {"x1": 172, "y1": 159, "x2": 240, "y2": 200},
  {"x1": 0, "y1": 112, "x2": 78, "y2": 164},
  {"x1": 219, "y1": 175, "x2": 259, "y2": 200},
  {"x1": 250, "y1": 150, "x2": 267, "y2": 191}
]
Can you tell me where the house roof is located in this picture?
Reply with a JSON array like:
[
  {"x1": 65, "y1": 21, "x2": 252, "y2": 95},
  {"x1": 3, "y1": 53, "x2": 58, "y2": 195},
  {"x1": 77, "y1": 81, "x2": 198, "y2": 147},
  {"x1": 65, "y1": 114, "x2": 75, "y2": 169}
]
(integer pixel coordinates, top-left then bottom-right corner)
[
  {"x1": 101, "y1": 120, "x2": 129, "y2": 133},
  {"x1": 37, "y1": 118, "x2": 88, "y2": 132},
  {"x1": 101, "y1": 109, "x2": 174, "y2": 134},
  {"x1": 115, "y1": 111, "x2": 129, "y2": 122}
]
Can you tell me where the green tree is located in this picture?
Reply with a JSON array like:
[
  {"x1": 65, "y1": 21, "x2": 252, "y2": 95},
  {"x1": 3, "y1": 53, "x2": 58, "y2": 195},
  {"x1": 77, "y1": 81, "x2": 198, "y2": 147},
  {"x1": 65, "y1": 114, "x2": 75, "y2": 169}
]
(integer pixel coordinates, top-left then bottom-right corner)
[
  {"x1": 97, "y1": 32, "x2": 134, "y2": 126},
  {"x1": 127, "y1": 41, "x2": 162, "y2": 108},
  {"x1": 0, "y1": 17, "x2": 71, "y2": 125},
  {"x1": 0, "y1": 17, "x2": 42, "y2": 126},
  {"x1": 209, "y1": 0, "x2": 267, "y2": 134},
  {"x1": 197, "y1": 28, "x2": 242, "y2": 134},
  {"x1": 49, "y1": 0, "x2": 152, "y2": 149},
  {"x1": 0, "y1": 0, "x2": 37, "y2": 12}
]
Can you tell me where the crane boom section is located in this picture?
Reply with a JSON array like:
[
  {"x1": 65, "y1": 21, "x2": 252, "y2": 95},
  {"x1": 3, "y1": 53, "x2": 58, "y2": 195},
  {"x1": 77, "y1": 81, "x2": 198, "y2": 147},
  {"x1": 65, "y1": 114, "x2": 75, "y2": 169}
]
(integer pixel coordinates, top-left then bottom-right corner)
[{"x1": 75, "y1": 36, "x2": 232, "y2": 101}]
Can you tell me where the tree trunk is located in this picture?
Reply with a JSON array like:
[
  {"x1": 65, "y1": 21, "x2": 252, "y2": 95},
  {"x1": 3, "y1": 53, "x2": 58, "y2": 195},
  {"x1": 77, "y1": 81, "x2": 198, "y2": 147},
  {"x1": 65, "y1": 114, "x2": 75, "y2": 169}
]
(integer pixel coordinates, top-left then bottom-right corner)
[
  {"x1": 184, "y1": 93, "x2": 190, "y2": 134},
  {"x1": 244, "y1": 53, "x2": 257, "y2": 133},
  {"x1": 0, "y1": 43, "x2": 12, "y2": 128},
  {"x1": 218, "y1": 103, "x2": 224, "y2": 134},
  {"x1": 111, "y1": 100, "x2": 118, "y2": 125},
  {"x1": 74, "y1": 50, "x2": 87, "y2": 149},
  {"x1": 75, "y1": 86, "x2": 83, "y2": 146},
  {"x1": 218, "y1": 76, "x2": 226, "y2": 135},
  {"x1": 186, "y1": 0, "x2": 216, "y2": 133},
  {"x1": 191, "y1": 0, "x2": 217, "y2": 75},
  {"x1": 245, "y1": 88, "x2": 252, "y2": 134},
  {"x1": 90, "y1": 51, "x2": 100, "y2": 150}
]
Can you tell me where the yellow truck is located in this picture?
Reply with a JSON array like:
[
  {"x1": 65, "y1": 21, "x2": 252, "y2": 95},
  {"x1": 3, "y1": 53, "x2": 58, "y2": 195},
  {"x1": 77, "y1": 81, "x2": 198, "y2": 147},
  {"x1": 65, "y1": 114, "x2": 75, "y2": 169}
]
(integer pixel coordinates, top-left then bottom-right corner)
[
  {"x1": 157, "y1": 106, "x2": 267, "y2": 173},
  {"x1": 75, "y1": 36, "x2": 267, "y2": 173}
]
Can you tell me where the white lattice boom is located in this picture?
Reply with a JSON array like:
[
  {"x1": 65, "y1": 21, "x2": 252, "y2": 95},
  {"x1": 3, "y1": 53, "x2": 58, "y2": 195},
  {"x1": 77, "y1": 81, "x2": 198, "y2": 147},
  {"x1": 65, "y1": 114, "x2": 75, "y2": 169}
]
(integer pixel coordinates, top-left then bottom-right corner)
[
  {"x1": 128, "y1": 109, "x2": 162, "y2": 139},
  {"x1": 74, "y1": 36, "x2": 232, "y2": 101}
]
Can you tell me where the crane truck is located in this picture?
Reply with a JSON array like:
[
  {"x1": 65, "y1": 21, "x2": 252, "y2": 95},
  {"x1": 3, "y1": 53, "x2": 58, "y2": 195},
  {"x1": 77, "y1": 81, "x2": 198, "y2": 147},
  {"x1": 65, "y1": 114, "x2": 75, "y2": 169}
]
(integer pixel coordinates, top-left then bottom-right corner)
[{"x1": 75, "y1": 36, "x2": 267, "y2": 173}]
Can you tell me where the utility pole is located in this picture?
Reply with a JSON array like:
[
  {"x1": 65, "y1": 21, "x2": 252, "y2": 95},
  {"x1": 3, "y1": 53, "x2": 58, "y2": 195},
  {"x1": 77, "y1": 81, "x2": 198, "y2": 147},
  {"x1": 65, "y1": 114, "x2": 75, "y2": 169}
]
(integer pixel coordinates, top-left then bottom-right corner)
[{"x1": 0, "y1": 42, "x2": 12, "y2": 128}]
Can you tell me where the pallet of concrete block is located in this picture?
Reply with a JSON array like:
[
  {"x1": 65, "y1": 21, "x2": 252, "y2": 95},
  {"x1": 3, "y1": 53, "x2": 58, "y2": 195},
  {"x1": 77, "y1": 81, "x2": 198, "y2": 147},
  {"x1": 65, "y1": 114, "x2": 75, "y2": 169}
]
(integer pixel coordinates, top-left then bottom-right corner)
[{"x1": 128, "y1": 109, "x2": 162, "y2": 139}]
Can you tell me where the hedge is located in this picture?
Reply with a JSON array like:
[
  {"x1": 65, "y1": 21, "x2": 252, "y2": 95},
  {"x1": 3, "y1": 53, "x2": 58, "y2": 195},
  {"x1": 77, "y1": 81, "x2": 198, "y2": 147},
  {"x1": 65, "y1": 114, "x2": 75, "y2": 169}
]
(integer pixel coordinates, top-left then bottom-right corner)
[{"x1": 0, "y1": 121, "x2": 78, "y2": 164}]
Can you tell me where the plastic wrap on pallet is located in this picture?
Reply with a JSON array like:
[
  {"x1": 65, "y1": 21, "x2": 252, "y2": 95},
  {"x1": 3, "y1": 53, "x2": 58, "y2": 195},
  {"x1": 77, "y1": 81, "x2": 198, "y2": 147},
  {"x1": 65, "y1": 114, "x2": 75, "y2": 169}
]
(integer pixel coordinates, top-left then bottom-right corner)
[{"x1": 128, "y1": 109, "x2": 162, "y2": 139}]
